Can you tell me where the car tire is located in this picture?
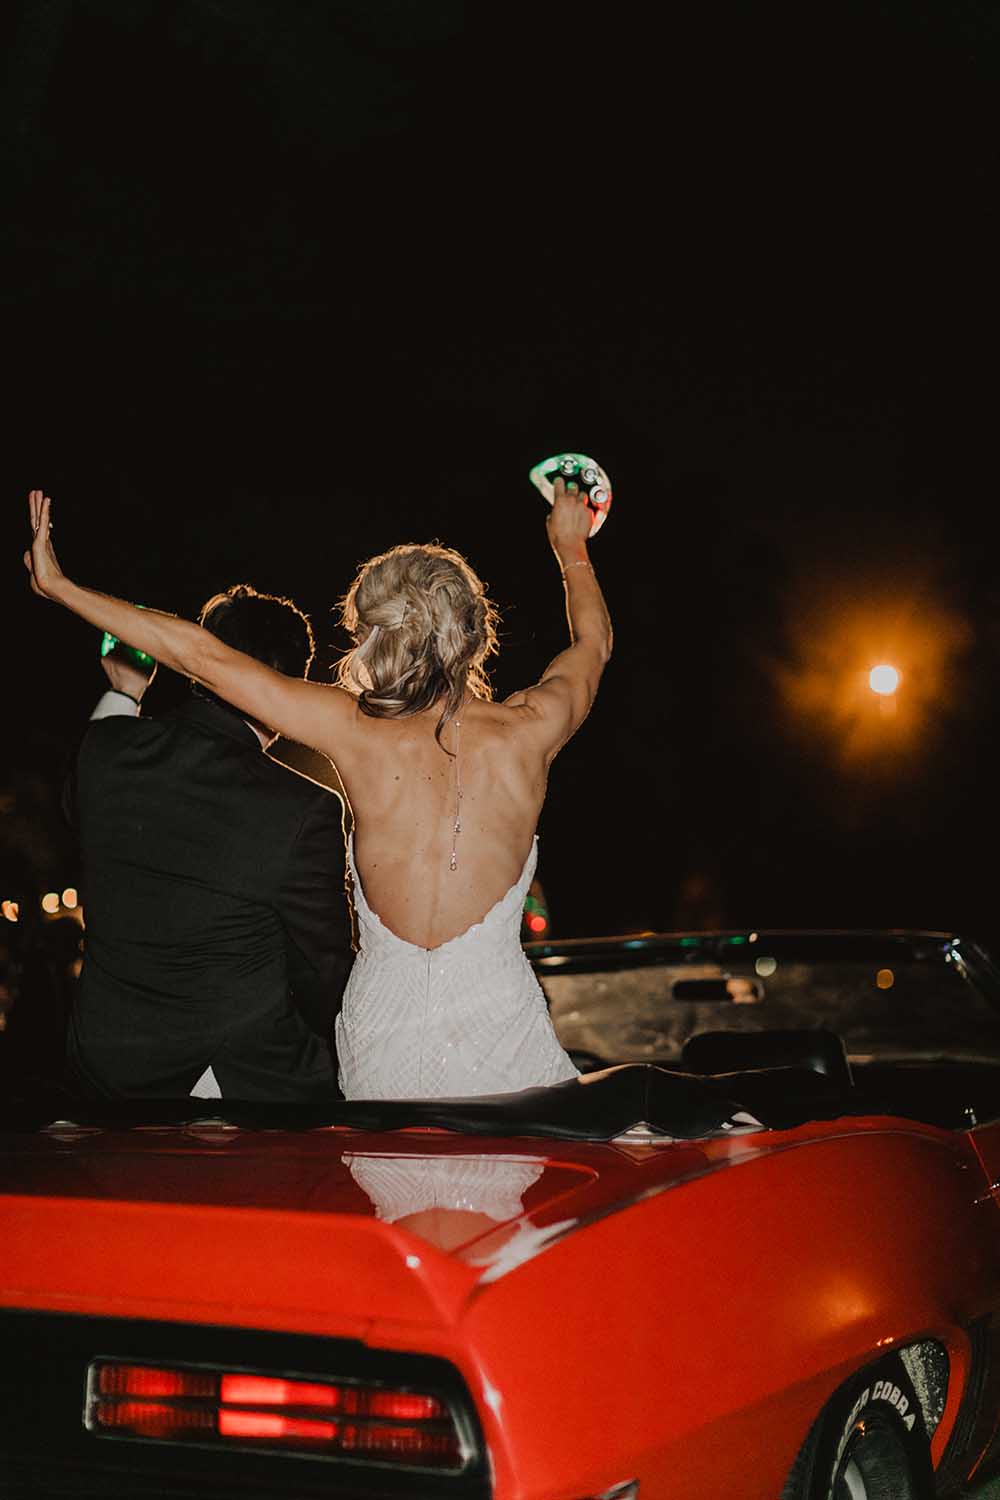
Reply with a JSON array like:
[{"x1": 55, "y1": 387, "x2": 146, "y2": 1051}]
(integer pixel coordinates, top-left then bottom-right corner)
[{"x1": 781, "y1": 1353, "x2": 934, "y2": 1500}]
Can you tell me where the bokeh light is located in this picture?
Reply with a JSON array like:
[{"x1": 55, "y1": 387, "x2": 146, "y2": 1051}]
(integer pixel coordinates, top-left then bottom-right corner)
[
  {"x1": 779, "y1": 572, "x2": 972, "y2": 765},
  {"x1": 869, "y1": 664, "x2": 900, "y2": 696}
]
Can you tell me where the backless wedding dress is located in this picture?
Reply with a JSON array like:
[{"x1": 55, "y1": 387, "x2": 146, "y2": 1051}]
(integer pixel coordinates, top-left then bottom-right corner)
[{"x1": 335, "y1": 835, "x2": 579, "y2": 1098}]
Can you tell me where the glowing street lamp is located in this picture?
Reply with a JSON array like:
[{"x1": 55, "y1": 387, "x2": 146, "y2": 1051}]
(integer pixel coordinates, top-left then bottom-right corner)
[
  {"x1": 869, "y1": 663, "x2": 901, "y2": 721},
  {"x1": 869, "y1": 664, "x2": 900, "y2": 696}
]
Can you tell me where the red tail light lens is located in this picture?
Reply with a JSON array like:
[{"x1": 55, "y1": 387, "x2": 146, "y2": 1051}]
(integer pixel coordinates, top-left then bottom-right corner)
[
  {"x1": 219, "y1": 1375, "x2": 338, "y2": 1409},
  {"x1": 218, "y1": 1409, "x2": 337, "y2": 1443},
  {"x1": 340, "y1": 1420, "x2": 462, "y2": 1461},
  {"x1": 86, "y1": 1360, "x2": 466, "y2": 1470},
  {"x1": 98, "y1": 1364, "x2": 215, "y2": 1399},
  {"x1": 94, "y1": 1399, "x2": 216, "y2": 1439},
  {"x1": 364, "y1": 1390, "x2": 443, "y2": 1420}
]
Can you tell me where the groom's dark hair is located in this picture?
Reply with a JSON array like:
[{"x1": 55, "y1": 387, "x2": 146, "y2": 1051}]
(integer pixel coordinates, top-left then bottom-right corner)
[{"x1": 196, "y1": 583, "x2": 316, "y2": 682}]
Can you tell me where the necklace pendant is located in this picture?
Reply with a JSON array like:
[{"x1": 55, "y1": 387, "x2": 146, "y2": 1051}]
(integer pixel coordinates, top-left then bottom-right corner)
[{"x1": 449, "y1": 851, "x2": 457, "y2": 871}]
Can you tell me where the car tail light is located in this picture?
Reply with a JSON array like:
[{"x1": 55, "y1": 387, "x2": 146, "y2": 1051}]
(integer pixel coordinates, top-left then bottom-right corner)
[{"x1": 86, "y1": 1359, "x2": 466, "y2": 1470}]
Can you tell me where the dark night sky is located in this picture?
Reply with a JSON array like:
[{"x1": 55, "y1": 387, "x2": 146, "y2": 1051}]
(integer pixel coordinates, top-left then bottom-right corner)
[{"x1": 4, "y1": 0, "x2": 1000, "y2": 943}]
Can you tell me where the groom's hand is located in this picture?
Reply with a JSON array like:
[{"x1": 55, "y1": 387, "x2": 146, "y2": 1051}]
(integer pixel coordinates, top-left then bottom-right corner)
[
  {"x1": 24, "y1": 490, "x2": 67, "y2": 600},
  {"x1": 101, "y1": 652, "x2": 157, "y2": 701}
]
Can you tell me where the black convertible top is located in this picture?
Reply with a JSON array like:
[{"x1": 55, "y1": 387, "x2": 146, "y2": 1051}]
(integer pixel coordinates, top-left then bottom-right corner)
[{"x1": 0, "y1": 1062, "x2": 894, "y2": 1141}]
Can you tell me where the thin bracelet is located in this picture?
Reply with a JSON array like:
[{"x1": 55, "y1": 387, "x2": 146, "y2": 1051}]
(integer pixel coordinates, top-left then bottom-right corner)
[{"x1": 560, "y1": 559, "x2": 593, "y2": 577}]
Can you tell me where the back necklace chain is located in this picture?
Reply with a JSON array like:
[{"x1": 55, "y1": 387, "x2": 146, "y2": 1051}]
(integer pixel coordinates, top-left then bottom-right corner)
[{"x1": 449, "y1": 713, "x2": 463, "y2": 871}]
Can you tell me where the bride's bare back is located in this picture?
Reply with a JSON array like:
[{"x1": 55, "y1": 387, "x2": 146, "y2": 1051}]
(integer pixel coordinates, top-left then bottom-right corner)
[{"x1": 331, "y1": 693, "x2": 550, "y2": 949}]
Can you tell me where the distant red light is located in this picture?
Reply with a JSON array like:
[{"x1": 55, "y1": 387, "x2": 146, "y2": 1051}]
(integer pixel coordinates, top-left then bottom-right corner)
[{"x1": 526, "y1": 914, "x2": 547, "y2": 932}]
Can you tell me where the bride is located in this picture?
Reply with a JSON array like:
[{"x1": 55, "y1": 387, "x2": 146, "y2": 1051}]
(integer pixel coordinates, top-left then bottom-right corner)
[{"x1": 24, "y1": 478, "x2": 612, "y2": 1099}]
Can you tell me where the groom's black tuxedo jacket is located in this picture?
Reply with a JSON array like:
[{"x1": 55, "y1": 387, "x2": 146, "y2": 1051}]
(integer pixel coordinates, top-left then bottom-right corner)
[{"x1": 65, "y1": 696, "x2": 353, "y2": 1102}]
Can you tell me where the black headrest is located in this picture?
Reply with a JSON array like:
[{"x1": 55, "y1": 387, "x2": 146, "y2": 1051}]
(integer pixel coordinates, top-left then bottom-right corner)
[{"x1": 680, "y1": 1027, "x2": 854, "y2": 1087}]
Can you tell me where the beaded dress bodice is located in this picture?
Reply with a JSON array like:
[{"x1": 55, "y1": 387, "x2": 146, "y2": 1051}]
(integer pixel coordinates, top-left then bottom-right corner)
[{"x1": 334, "y1": 835, "x2": 579, "y2": 1099}]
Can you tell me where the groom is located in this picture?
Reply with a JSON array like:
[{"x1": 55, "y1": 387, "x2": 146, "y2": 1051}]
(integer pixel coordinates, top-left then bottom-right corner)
[{"x1": 65, "y1": 584, "x2": 353, "y2": 1103}]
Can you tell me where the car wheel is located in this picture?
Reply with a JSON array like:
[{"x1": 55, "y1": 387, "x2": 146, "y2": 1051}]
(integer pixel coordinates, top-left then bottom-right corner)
[{"x1": 781, "y1": 1354, "x2": 934, "y2": 1500}]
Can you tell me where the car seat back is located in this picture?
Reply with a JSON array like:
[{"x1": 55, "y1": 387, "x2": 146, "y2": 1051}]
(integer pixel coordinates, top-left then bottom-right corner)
[{"x1": 681, "y1": 1026, "x2": 854, "y2": 1087}]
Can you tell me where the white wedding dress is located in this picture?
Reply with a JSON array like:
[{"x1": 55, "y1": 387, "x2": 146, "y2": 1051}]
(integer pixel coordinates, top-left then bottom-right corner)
[{"x1": 335, "y1": 835, "x2": 579, "y2": 1099}]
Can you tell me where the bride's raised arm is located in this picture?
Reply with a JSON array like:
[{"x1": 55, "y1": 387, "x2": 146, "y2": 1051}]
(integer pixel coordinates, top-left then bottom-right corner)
[
  {"x1": 24, "y1": 489, "x2": 354, "y2": 760},
  {"x1": 502, "y1": 476, "x2": 613, "y2": 762}
]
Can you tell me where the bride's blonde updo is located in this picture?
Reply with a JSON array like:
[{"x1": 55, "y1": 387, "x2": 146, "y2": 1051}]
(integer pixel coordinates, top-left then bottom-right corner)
[{"x1": 335, "y1": 542, "x2": 500, "y2": 746}]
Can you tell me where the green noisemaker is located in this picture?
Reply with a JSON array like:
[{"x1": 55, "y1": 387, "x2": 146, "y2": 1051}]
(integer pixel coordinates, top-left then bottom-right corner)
[{"x1": 528, "y1": 452, "x2": 613, "y2": 537}]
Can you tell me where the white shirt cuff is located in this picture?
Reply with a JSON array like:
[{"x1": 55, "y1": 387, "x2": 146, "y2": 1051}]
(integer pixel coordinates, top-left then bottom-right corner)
[
  {"x1": 189, "y1": 1065, "x2": 222, "y2": 1099},
  {"x1": 90, "y1": 690, "x2": 141, "y2": 720}
]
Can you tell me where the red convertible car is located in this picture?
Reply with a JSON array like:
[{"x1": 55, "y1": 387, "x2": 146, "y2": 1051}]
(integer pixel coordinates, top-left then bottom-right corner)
[{"x1": 2, "y1": 928, "x2": 1000, "y2": 1500}]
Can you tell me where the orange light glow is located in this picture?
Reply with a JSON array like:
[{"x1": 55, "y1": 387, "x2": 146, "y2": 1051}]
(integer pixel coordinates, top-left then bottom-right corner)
[
  {"x1": 41, "y1": 892, "x2": 60, "y2": 914},
  {"x1": 779, "y1": 578, "x2": 972, "y2": 766}
]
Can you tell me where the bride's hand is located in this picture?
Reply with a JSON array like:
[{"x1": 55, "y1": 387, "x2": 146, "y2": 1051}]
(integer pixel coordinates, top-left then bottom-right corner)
[
  {"x1": 24, "y1": 490, "x2": 67, "y2": 600},
  {"x1": 547, "y1": 475, "x2": 593, "y2": 562}
]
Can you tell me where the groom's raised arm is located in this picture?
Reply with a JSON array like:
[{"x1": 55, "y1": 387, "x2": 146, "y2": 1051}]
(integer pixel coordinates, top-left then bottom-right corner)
[{"x1": 62, "y1": 649, "x2": 157, "y2": 827}]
